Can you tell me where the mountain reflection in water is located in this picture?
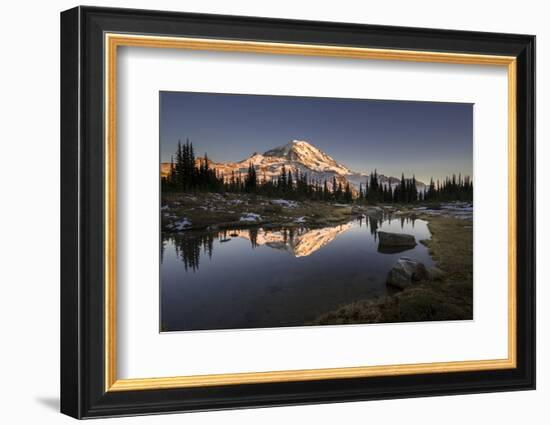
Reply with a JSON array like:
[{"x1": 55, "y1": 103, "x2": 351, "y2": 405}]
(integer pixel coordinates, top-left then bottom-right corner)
[
  {"x1": 160, "y1": 215, "x2": 433, "y2": 332},
  {"x1": 162, "y1": 215, "x2": 420, "y2": 270}
]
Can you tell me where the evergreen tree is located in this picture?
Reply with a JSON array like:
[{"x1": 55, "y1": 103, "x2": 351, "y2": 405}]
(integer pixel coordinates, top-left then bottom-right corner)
[
  {"x1": 344, "y1": 182, "x2": 352, "y2": 203},
  {"x1": 410, "y1": 175, "x2": 418, "y2": 202},
  {"x1": 244, "y1": 162, "x2": 257, "y2": 192},
  {"x1": 323, "y1": 179, "x2": 330, "y2": 201},
  {"x1": 336, "y1": 182, "x2": 343, "y2": 202},
  {"x1": 174, "y1": 140, "x2": 184, "y2": 189},
  {"x1": 399, "y1": 173, "x2": 406, "y2": 203},
  {"x1": 287, "y1": 169, "x2": 293, "y2": 193},
  {"x1": 279, "y1": 165, "x2": 287, "y2": 191}
]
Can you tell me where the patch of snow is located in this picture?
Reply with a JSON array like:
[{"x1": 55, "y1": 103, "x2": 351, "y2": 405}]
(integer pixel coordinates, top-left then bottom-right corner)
[
  {"x1": 239, "y1": 213, "x2": 262, "y2": 222},
  {"x1": 167, "y1": 218, "x2": 192, "y2": 231},
  {"x1": 294, "y1": 216, "x2": 306, "y2": 223},
  {"x1": 441, "y1": 202, "x2": 473, "y2": 211},
  {"x1": 418, "y1": 204, "x2": 473, "y2": 220},
  {"x1": 270, "y1": 199, "x2": 298, "y2": 208},
  {"x1": 453, "y1": 215, "x2": 472, "y2": 220}
]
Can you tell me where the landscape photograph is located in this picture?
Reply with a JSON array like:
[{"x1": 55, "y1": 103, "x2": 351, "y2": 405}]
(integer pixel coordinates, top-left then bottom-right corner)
[{"x1": 159, "y1": 91, "x2": 473, "y2": 332}]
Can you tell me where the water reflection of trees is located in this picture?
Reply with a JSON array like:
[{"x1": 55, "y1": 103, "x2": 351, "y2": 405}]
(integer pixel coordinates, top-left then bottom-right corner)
[
  {"x1": 165, "y1": 214, "x2": 419, "y2": 271},
  {"x1": 165, "y1": 225, "x2": 342, "y2": 271},
  {"x1": 358, "y1": 213, "x2": 417, "y2": 240},
  {"x1": 167, "y1": 232, "x2": 214, "y2": 272},
  {"x1": 166, "y1": 229, "x2": 261, "y2": 272}
]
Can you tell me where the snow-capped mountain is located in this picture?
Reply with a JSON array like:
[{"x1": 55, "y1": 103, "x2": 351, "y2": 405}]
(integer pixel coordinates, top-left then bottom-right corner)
[
  {"x1": 208, "y1": 140, "x2": 353, "y2": 189},
  {"x1": 161, "y1": 140, "x2": 425, "y2": 192},
  {"x1": 262, "y1": 140, "x2": 351, "y2": 175}
]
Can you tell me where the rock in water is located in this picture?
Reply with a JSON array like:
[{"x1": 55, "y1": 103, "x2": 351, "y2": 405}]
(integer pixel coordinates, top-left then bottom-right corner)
[
  {"x1": 386, "y1": 257, "x2": 428, "y2": 289},
  {"x1": 377, "y1": 231, "x2": 417, "y2": 249}
]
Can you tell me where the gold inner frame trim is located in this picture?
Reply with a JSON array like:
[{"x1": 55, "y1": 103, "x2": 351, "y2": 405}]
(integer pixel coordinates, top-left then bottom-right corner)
[{"x1": 104, "y1": 33, "x2": 518, "y2": 392}]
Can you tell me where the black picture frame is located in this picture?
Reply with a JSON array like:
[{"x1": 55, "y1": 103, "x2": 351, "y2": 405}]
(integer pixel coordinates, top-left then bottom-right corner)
[{"x1": 61, "y1": 5, "x2": 535, "y2": 419}]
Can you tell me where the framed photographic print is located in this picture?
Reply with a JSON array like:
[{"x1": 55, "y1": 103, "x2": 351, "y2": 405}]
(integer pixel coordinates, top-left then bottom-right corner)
[{"x1": 60, "y1": 6, "x2": 535, "y2": 419}]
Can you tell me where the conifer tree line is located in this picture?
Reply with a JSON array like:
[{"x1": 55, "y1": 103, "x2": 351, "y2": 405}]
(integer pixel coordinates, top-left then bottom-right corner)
[
  {"x1": 356, "y1": 170, "x2": 473, "y2": 203},
  {"x1": 162, "y1": 140, "x2": 472, "y2": 203}
]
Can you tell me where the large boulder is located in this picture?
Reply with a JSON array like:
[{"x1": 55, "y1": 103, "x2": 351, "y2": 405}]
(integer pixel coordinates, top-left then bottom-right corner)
[
  {"x1": 386, "y1": 257, "x2": 428, "y2": 289},
  {"x1": 377, "y1": 231, "x2": 417, "y2": 252}
]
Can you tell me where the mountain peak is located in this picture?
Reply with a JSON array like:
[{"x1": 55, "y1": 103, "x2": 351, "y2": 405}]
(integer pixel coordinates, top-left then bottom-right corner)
[
  {"x1": 289, "y1": 139, "x2": 311, "y2": 146},
  {"x1": 262, "y1": 139, "x2": 351, "y2": 175},
  {"x1": 263, "y1": 140, "x2": 306, "y2": 157}
]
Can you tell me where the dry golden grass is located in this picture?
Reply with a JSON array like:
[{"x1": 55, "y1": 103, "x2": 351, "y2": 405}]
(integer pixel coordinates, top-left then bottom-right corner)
[{"x1": 420, "y1": 216, "x2": 473, "y2": 285}]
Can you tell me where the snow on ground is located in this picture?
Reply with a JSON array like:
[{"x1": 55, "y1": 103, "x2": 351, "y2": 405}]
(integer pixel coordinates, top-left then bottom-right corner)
[
  {"x1": 441, "y1": 202, "x2": 473, "y2": 212},
  {"x1": 239, "y1": 213, "x2": 262, "y2": 222},
  {"x1": 294, "y1": 216, "x2": 306, "y2": 223},
  {"x1": 167, "y1": 218, "x2": 192, "y2": 231},
  {"x1": 420, "y1": 202, "x2": 473, "y2": 220},
  {"x1": 270, "y1": 199, "x2": 298, "y2": 208},
  {"x1": 453, "y1": 215, "x2": 472, "y2": 220}
]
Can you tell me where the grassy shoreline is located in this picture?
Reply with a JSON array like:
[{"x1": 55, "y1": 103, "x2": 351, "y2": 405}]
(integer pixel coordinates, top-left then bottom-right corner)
[
  {"x1": 161, "y1": 192, "x2": 381, "y2": 231},
  {"x1": 309, "y1": 215, "x2": 473, "y2": 325}
]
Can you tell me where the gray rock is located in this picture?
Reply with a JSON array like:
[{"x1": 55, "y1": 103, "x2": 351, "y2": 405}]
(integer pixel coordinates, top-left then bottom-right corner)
[
  {"x1": 377, "y1": 231, "x2": 417, "y2": 248},
  {"x1": 386, "y1": 257, "x2": 428, "y2": 289}
]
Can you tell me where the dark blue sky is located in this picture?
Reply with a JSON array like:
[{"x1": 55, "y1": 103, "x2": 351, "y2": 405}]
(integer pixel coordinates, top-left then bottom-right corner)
[{"x1": 160, "y1": 91, "x2": 473, "y2": 183}]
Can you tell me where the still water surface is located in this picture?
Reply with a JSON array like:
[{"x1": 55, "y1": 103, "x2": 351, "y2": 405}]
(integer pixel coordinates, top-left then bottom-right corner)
[{"x1": 161, "y1": 216, "x2": 434, "y2": 332}]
